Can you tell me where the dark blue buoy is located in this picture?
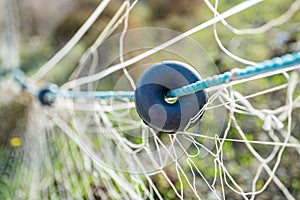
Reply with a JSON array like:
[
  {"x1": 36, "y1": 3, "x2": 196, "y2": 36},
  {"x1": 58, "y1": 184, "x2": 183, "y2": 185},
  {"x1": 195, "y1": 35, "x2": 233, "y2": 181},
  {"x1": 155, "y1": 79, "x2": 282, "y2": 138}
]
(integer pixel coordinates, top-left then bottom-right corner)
[
  {"x1": 38, "y1": 84, "x2": 58, "y2": 106},
  {"x1": 134, "y1": 61, "x2": 207, "y2": 133}
]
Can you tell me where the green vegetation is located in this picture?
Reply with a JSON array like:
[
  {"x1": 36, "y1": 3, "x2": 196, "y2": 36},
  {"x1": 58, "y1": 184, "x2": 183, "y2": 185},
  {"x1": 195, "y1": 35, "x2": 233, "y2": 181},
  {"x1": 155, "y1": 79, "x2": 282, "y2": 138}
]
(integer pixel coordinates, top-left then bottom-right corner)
[{"x1": 1, "y1": 0, "x2": 300, "y2": 199}]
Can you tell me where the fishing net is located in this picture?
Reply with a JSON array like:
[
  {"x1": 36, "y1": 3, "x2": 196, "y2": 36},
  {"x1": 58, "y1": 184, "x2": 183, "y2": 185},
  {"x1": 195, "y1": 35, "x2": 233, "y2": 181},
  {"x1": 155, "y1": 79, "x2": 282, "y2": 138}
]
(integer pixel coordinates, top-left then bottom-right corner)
[{"x1": 1, "y1": 0, "x2": 300, "y2": 199}]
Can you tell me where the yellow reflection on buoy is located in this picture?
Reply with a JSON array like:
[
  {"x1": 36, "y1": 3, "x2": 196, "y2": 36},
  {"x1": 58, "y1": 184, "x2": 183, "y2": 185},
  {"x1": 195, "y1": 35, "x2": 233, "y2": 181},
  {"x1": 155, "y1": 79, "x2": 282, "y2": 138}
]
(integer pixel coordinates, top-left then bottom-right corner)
[{"x1": 10, "y1": 137, "x2": 21, "y2": 147}]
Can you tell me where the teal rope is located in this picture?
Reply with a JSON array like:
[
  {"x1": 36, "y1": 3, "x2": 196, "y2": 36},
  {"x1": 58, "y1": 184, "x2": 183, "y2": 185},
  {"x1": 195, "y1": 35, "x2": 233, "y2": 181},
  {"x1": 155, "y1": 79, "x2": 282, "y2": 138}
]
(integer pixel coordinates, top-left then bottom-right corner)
[
  {"x1": 58, "y1": 90, "x2": 134, "y2": 100},
  {"x1": 167, "y1": 51, "x2": 300, "y2": 98},
  {"x1": 1, "y1": 51, "x2": 300, "y2": 104},
  {"x1": 12, "y1": 69, "x2": 38, "y2": 96},
  {"x1": 2, "y1": 69, "x2": 134, "y2": 101}
]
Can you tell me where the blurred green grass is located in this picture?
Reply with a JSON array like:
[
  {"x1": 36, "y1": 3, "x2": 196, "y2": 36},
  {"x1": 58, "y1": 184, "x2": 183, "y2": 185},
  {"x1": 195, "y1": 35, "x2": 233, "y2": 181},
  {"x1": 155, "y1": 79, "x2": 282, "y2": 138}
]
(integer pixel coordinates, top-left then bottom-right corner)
[{"x1": 1, "y1": 0, "x2": 300, "y2": 199}]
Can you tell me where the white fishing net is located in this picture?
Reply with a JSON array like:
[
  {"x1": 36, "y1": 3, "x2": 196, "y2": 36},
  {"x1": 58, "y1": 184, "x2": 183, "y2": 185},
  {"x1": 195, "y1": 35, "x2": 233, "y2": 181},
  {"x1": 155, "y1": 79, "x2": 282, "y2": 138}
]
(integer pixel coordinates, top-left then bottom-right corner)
[{"x1": 1, "y1": 0, "x2": 300, "y2": 199}]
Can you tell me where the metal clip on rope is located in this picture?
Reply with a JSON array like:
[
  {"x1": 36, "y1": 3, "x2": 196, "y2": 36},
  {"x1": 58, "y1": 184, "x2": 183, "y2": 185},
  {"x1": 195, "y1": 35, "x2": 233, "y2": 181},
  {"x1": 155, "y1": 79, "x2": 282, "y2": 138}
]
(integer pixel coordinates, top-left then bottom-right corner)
[
  {"x1": 1, "y1": 52, "x2": 300, "y2": 133},
  {"x1": 135, "y1": 51, "x2": 300, "y2": 132}
]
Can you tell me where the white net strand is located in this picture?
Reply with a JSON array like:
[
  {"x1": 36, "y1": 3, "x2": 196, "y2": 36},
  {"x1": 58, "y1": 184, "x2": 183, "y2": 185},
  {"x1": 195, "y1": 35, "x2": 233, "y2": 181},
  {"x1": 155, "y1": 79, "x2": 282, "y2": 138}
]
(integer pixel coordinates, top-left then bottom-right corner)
[
  {"x1": 1, "y1": 0, "x2": 300, "y2": 199},
  {"x1": 207, "y1": 0, "x2": 258, "y2": 67},
  {"x1": 68, "y1": 0, "x2": 133, "y2": 82},
  {"x1": 0, "y1": 0, "x2": 19, "y2": 69},
  {"x1": 60, "y1": 0, "x2": 262, "y2": 90},
  {"x1": 204, "y1": 0, "x2": 300, "y2": 36},
  {"x1": 20, "y1": 103, "x2": 151, "y2": 199},
  {"x1": 30, "y1": 0, "x2": 111, "y2": 81}
]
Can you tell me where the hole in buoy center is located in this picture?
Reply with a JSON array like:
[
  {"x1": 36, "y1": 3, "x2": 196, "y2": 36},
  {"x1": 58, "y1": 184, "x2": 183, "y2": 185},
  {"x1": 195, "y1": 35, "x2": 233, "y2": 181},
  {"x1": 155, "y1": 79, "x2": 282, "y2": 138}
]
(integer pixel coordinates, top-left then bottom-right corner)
[{"x1": 164, "y1": 95, "x2": 178, "y2": 104}]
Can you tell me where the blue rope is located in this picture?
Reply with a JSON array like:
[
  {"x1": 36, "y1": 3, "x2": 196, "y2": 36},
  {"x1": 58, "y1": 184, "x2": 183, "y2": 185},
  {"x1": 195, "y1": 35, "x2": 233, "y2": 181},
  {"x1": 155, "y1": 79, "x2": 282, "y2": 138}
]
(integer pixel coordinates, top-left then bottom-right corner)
[
  {"x1": 1, "y1": 69, "x2": 134, "y2": 102},
  {"x1": 0, "y1": 51, "x2": 300, "y2": 104},
  {"x1": 58, "y1": 90, "x2": 134, "y2": 100},
  {"x1": 167, "y1": 51, "x2": 300, "y2": 98},
  {"x1": 11, "y1": 69, "x2": 39, "y2": 96}
]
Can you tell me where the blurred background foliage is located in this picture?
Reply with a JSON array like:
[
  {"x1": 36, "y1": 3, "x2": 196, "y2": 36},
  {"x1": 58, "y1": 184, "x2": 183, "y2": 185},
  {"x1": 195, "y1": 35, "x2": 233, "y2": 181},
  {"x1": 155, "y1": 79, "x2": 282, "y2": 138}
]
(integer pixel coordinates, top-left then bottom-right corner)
[
  {"x1": 1, "y1": 0, "x2": 300, "y2": 199},
  {"x1": 18, "y1": 0, "x2": 300, "y2": 76}
]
